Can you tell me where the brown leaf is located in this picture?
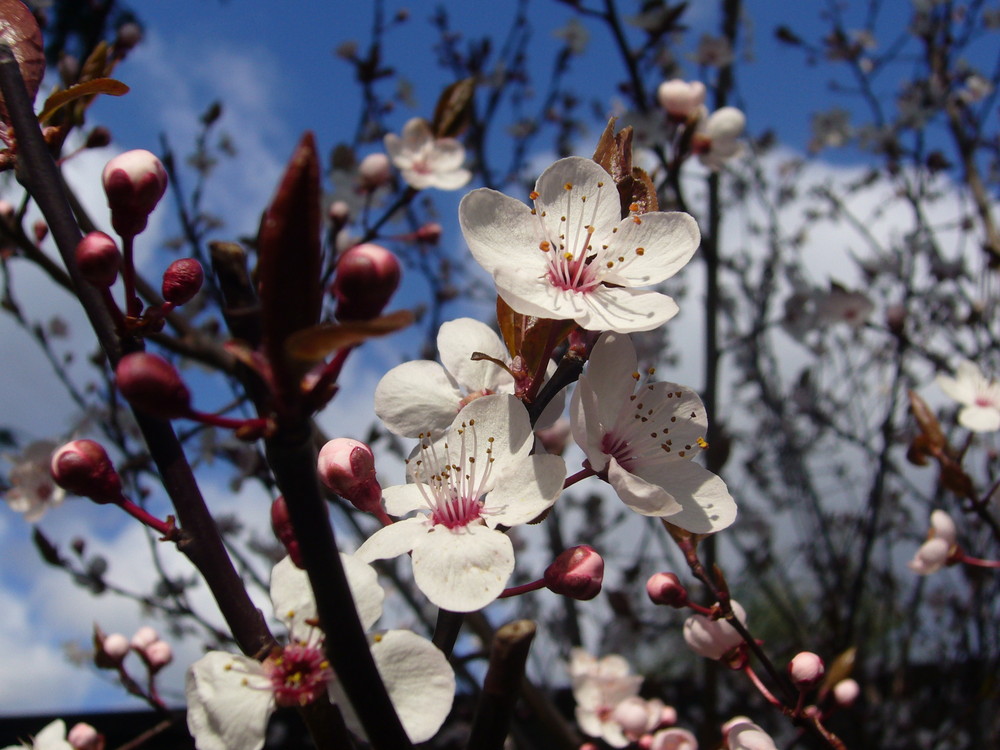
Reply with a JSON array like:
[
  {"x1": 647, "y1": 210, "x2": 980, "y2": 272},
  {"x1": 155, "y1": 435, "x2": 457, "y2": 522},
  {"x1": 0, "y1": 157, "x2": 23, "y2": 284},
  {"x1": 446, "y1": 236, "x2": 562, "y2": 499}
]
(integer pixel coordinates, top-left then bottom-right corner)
[
  {"x1": 38, "y1": 78, "x2": 130, "y2": 123},
  {"x1": 908, "y1": 389, "x2": 945, "y2": 452},
  {"x1": 432, "y1": 77, "x2": 476, "y2": 138},
  {"x1": 286, "y1": 309, "x2": 415, "y2": 362},
  {"x1": 819, "y1": 646, "x2": 856, "y2": 695},
  {"x1": 495, "y1": 297, "x2": 575, "y2": 379},
  {"x1": 0, "y1": 0, "x2": 44, "y2": 124}
]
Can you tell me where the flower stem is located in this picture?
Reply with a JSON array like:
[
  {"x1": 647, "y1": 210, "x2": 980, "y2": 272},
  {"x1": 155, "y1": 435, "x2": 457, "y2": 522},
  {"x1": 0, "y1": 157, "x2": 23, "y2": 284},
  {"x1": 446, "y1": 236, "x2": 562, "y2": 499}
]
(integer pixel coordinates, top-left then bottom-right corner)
[
  {"x1": 564, "y1": 465, "x2": 596, "y2": 489},
  {"x1": 498, "y1": 579, "x2": 546, "y2": 598}
]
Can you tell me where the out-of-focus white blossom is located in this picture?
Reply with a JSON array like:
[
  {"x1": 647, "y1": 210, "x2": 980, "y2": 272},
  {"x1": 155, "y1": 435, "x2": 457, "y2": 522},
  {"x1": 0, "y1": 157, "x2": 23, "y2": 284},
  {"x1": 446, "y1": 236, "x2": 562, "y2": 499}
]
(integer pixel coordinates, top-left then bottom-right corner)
[
  {"x1": 384, "y1": 118, "x2": 471, "y2": 190},
  {"x1": 936, "y1": 361, "x2": 1000, "y2": 432}
]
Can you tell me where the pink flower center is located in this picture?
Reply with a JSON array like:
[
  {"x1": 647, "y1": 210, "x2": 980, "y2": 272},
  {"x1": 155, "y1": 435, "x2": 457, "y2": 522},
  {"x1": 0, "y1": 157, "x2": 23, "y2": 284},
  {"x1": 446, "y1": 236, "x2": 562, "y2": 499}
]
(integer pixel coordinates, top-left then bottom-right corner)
[
  {"x1": 408, "y1": 420, "x2": 497, "y2": 530},
  {"x1": 264, "y1": 644, "x2": 333, "y2": 708}
]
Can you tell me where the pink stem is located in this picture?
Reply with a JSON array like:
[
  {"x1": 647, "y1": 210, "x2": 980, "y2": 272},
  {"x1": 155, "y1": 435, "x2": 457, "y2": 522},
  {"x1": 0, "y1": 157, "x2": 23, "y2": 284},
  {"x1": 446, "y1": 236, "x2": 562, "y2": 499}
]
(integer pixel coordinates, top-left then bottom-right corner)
[
  {"x1": 564, "y1": 465, "x2": 597, "y2": 489},
  {"x1": 118, "y1": 498, "x2": 177, "y2": 539},
  {"x1": 743, "y1": 663, "x2": 784, "y2": 708},
  {"x1": 498, "y1": 579, "x2": 546, "y2": 598}
]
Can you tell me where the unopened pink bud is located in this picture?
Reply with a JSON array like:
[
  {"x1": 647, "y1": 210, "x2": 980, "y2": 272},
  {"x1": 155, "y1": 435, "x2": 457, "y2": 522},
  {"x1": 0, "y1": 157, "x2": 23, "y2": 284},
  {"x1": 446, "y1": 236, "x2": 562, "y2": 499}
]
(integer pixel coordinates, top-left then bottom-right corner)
[
  {"x1": 116, "y1": 352, "x2": 191, "y2": 419},
  {"x1": 50, "y1": 439, "x2": 123, "y2": 504},
  {"x1": 271, "y1": 495, "x2": 304, "y2": 568},
  {"x1": 357, "y1": 152, "x2": 392, "y2": 191},
  {"x1": 143, "y1": 639, "x2": 172, "y2": 672},
  {"x1": 331, "y1": 243, "x2": 401, "y2": 321},
  {"x1": 646, "y1": 572, "x2": 688, "y2": 607},
  {"x1": 611, "y1": 696, "x2": 655, "y2": 737},
  {"x1": 649, "y1": 727, "x2": 698, "y2": 750},
  {"x1": 637, "y1": 737, "x2": 653, "y2": 750},
  {"x1": 788, "y1": 651, "x2": 825, "y2": 687},
  {"x1": 67, "y1": 722, "x2": 103, "y2": 750},
  {"x1": 658, "y1": 705, "x2": 678, "y2": 727},
  {"x1": 832, "y1": 678, "x2": 860, "y2": 706},
  {"x1": 318, "y1": 438, "x2": 382, "y2": 513},
  {"x1": 115, "y1": 22, "x2": 143, "y2": 52},
  {"x1": 543, "y1": 545, "x2": 604, "y2": 600},
  {"x1": 683, "y1": 601, "x2": 747, "y2": 660},
  {"x1": 161, "y1": 258, "x2": 204, "y2": 305},
  {"x1": 75, "y1": 232, "x2": 122, "y2": 288},
  {"x1": 657, "y1": 79, "x2": 706, "y2": 120},
  {"x1": 328, "y1": 200, "x2": 350, "y2": 225},
  {"x1": 723, "y1": 718, "x2": 777, "y2": 750},
  {"x1": 535, "y1": 418, "x2": 571, "y2": 456},
  {"x1": 130, "y1": 626, "x2": 159, "y2": 651},
  {"x1": 102, "y1": 149, "x2": 168, "y2": 237},
  {"x1": 101, "y1": 632, "x2": 129, "y2": 662},
  {"x1": 0, "y1": 199, "x2": 14, "y2": 222},
  {"x1": 415, "y1": 222, "x2": 443, "y2": 243},
  {"x1": 33, "y1": 219, "x2": 48, "y2": 244}
]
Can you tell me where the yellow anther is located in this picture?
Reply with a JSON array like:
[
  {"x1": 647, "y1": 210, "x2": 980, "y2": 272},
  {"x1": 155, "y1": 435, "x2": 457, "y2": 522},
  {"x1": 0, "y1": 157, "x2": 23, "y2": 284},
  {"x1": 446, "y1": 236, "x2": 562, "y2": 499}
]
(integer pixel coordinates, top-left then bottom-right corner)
[
  {"x1": 539, "y1": 240, "x2": 551, "y2": 251},
  {"x1": 564, "y1": 182, "x2": 573, "y2": 190},
  {"x1": 529, "y1": 191, "x2": 539, "y2": 200},
  {"x1": 697, "y1": 437, "x2": 709, "y2": 448},
  {"x1": 636, "y1": 247, "x2": 645, "y2": 255}
]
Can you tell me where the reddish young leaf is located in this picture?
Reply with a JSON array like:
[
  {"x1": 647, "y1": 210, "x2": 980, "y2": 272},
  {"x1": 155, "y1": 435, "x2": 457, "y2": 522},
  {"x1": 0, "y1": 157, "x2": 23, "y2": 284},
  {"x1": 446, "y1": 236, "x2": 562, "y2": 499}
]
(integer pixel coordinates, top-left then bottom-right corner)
[{"x1": 0, "y1": 0, "x2": 44, "y2": 124}]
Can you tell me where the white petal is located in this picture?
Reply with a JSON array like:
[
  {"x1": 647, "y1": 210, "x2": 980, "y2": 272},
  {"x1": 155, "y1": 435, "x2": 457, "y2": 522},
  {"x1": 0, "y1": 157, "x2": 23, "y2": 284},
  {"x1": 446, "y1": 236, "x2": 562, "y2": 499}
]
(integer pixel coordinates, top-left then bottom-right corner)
[
  {"x1": 185, "y1": 652, "x2": 273, "y2": 750},
  {"x1": 459, "y1": 188, "x2": 545, "y2": 276},
  {"x1": 425, "y1": 139, "x2": 466, "y2": 172},
  {"x1": 533, "y1": 158, "x2": 620, "y2": 245},
  {"x1": 411, "y1": 524, "x2": 514, "y2": 611},
  {"x1": 958, "y1": 404, "x2": 1000, "y2": 432},
  {"x1": 383, "y1": 482, "x2": 432, "y2": 516},
  {"x1": 575, "y1": 285, "x2": 680, "y2": 333},
  {"x1": 270, "y1": 556, "x2": 318, "y2": 631},
  {"x1": 936, "y1": 372, "x2": 975, "y2": 406},
  {"x1": 438, "y1": 318, "x2": 513, "y2": 393},
  {"x1": 355, "y1": 517, "x2": 428, "y2": 563},
  {"x1": 30, "y1": 720, "x2": 72, "y2": 750},
  {"x1": 341, "y1": 553, "x2": 385, "y2": 631},
  {"x1": 607, "y1": 457, "x2": 683, "y2": 517},
  {"x1": 634, "y1": 460, "x2": 737, "y2": 533},
  {"x1": 601, "y1": 211, "x2": 700, "y2": 287},
  {"x1": 371, "y1": 630, "x2": 456, "y2": 742},
  {"x1": 445, "y1": 394, "x2": 533, "y2": 477},
  {"x1": 585, "y1": 333, "x2": 639, "y2": 428},
  {"x1": 487, "y1": 453, "x2": 566, "y2": 526},
  {"x1": 570, "y1": 374, "x2": 612, "y2": 471},
  {"x1": 426, "y1": 167, "x2": 472, "y2": 190},
  {"x1": 375, "y1": 360, "x2": 462, "y2": 437},
  {"x1": 400, "y1": 118, "x2": 433, "y2": 150},
  {"x1": 492, "y1": 264, "x2": 590, "y2": 322}
]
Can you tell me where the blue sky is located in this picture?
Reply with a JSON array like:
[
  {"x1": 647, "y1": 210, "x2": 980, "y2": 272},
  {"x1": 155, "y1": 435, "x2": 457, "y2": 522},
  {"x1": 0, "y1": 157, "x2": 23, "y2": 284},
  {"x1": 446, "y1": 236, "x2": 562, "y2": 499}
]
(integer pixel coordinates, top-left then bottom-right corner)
[{"x1": 1, "y1": 0, "x2": 995, "y2": 723}]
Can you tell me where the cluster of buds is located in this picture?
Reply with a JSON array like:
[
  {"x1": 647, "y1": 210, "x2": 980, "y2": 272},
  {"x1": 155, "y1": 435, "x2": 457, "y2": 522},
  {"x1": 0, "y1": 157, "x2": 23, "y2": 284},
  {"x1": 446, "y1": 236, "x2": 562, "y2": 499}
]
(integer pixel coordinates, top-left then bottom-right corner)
[
  {"x1": 82, "y1": 150, "x2": 205, "y2": 331},
  {"x1": 95, "y1": 625, "x2": 172, "y2": 674},
  {"x1": 653, "y1": 78, "x2": 746, "y2": 170}
]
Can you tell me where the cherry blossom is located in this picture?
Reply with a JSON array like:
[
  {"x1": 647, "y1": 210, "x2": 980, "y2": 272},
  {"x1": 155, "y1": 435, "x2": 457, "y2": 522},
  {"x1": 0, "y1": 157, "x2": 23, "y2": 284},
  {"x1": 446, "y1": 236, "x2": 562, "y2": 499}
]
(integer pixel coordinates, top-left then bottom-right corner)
[
  {"x1": 908, "y1": 509, "x2": 957, "y2": 575},
  {"x1": 936, "y1": 360, "x2": 1000, "y2": 432},
  {"x1": 185, "y1": 555, "x2": 454, "y2": 749},
  {"x1": 459, "y1": 157, "x2": 701, "y2": 333},
  {"x1": 357, "y1": 394, "x2": 565, "y2": 611},
  {"x1": 383, "y1": 117, "x2": 471, "y2": 190},
  {"x1": 569, "y1": 649, "x2": 643, "y2": 748},
  {"x1": 683, "y1": 600, "x2": 747, "y2": 660},
  {"x1": 1, "y1": 719, "x2": 74, "y2": 750},
  {"x1": 571, "y1": 333, "x2": 736, "y2": 533},
  {"x1": 693, "y1": 107, "x2": 745, "y2": 170},
  {"x1": 4, "y1": 440, "x2": 65, "y2": 521},
  {"x1": 723, "y1": 717, "x2": 778, "y2": 750}
]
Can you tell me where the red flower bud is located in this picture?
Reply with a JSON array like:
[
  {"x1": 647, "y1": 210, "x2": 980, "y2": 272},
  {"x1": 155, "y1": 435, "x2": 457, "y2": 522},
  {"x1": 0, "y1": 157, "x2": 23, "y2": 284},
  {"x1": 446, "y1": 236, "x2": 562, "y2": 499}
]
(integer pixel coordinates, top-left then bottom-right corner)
[
  {"x1": 115, "y1": 352, "x2": 191, "y2": 419},
  {"x1": 271, "y1": 495, "x2": 304, "y2": 568},
  {"x1": 357, "y1": 152, "x2": 392, "y2": 191},
  {"x1": 75, "y1": 232, "x2": 122, "y2": 288},
  {"x1": 331, "y1": 243, "x2": 401, "y2": 321},
  {"x1": 646, "y1": 572, "x2": 689, "y2": 608},
  {"x1": 317, "y1": 438, "x2": 382, "y2": 514},
  {"x1": 102, "y1": 149, "x2": 168, "y2": 237},
  {"x1": 86, "y1": 126, "x2": 112, "y2": 149},
  {"x1": 33, "y1": 219, "x2": 48, "y2": 244},
  {"x1": 161, "y1": 258, "x2": 204, "y2": 305},
  {"x1": 543, "y1": 545, "x2": 604, "y2": 600},
  {"x1": 50, "y1": 439, "x2": 123, "y2": 504}
]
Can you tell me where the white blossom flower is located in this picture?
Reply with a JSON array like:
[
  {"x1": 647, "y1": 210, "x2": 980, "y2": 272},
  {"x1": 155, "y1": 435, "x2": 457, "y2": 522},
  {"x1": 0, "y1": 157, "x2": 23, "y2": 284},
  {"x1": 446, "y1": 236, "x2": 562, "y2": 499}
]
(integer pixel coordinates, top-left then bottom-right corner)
[
  {"x1": 650, "y1": 727, "x2": 698, "y2": 750},
  {"x1": 185, "y1": 555, "x2": 454, "y2": 750},
  {"x1": 723, "y1": 717, "x2": 778, "y2": 750},
  {"x1": 569, "y1": 649, "x2": 643, "y2": 748},
  {"x1": 693, "y1": 107, "x2": 745, "y2": 170},
  {"x1": 2, "y1": 719, "x2": 73, "y2": 750},
  {"x1": 459, "y1": 157, "x2": 700, "y2": 333},
  {"x1": 4, "y1": 440, "x2": 65, "y2": 521},
  {"x1": 908, "y1": 509, "x2": 957, "y2": 575},
  {"x1": 570, "y1": 333, "x2": 736, "y2": 533},
  {"x1": 384, "y1": 118, "x2": 471, "y2": 191},
  {"x1": 683, "y1": 601, "x2": 747, "y2": 660},
  {"x1": 357, "y1": 394, "x2": 565, "y2": 612},
  {"x1": 936, "y1": 361, "x2": 1000, "y2": 432}
]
